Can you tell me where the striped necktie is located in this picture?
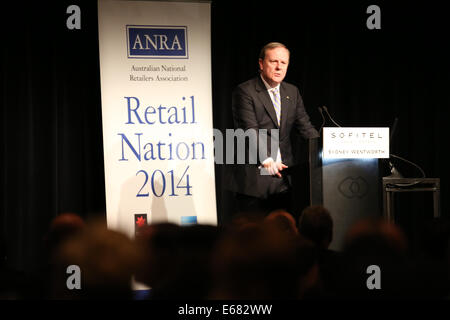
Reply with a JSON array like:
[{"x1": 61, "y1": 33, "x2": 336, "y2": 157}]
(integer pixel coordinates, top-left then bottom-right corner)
[{"x1": 271, "y1": 87, "x2": 281, "y2": 126}]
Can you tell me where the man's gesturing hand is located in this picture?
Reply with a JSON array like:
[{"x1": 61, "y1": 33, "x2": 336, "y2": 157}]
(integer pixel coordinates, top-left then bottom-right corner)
[{"x1": 262, "y1": 158, "x2": 288, "y2": 178}]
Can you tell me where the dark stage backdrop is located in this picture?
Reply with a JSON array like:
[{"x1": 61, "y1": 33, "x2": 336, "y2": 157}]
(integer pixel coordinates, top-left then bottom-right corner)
[{"x1": 1, "y1": 1, "x2": 449, "y2": 273}]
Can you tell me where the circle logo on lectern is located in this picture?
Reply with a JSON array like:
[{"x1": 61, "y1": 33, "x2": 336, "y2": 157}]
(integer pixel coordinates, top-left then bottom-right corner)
[{"x1": 338, "y1": 176, "x2": 369, "y2": 199}]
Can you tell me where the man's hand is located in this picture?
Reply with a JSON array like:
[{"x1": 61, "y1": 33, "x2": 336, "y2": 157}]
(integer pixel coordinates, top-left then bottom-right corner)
[{"x1": 261, "y1": 158, "x2": 288, "y2": 178}]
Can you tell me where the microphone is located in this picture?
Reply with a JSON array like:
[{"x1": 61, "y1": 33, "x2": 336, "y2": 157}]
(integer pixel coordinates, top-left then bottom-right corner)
[
  {"x1": 386, "y1": 159, "x2": 403, "y2": 178},
  {"x1": 386, "y1": 117, "x2": 403, "y2": 178},
  {"x1": 322, "y1": 106, "x2": 341, "y2": 127},
  {"x1": 384, "y1": 117, "x2": 426, "y2": 184},
  {"x1": 318, "y1": 107, "x2": 326, "y2": 133},
  {"x1": 390, "y1": 117, "x2": 398, "y2": 142}
]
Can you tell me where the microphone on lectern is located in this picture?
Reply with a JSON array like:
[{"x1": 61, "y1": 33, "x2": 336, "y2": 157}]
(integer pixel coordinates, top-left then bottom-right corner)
[
  {"x1": 318, "y1": 107, "x2": 326, "y2": 133},
  {"x1": 322, "y1": 106, "x2": 341, "y2": 127}
]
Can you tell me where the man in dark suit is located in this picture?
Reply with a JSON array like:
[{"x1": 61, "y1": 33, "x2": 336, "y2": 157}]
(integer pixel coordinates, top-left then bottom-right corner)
[{"x1": 228, "y1": 42, "x2": 319, "y2": 216}]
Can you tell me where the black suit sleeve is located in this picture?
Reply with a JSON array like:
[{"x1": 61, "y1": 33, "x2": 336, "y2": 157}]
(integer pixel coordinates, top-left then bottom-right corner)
[
  {"x1": 232, "y1": 86, "x2": 258, "y2": 131},
  {"x1": 231, "y1": 86, "x2": 270, "y2": 165}
]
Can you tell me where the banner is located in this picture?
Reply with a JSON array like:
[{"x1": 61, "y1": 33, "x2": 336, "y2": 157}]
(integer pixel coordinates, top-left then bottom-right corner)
[{"x1": 98, "y1": 0, "x2": 217, "y2": 237}]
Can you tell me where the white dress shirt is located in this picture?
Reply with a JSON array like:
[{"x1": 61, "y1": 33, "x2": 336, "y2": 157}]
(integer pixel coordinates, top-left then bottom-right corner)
[{"x1": 260, "y1": 75, "x2": 282, "y2": 164}]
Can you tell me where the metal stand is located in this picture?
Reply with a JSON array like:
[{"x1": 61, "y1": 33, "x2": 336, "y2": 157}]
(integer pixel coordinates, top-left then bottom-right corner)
[{"x1": 382, "y1": 177, "x2": 440, "y2": 222}]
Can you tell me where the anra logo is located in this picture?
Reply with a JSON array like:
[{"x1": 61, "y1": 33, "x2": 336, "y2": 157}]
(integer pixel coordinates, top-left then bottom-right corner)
[
  {"x1": 127, "y1": 25, "x2": 188, "y2": 59},
  {"x1": 134, "y1": 214, "x2": 148, "y2": 237}
]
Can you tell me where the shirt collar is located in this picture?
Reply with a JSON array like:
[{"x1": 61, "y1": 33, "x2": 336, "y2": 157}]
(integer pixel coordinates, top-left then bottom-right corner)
[{"x1": 260, "y1": 74, "x2": 281, "y2": 91}]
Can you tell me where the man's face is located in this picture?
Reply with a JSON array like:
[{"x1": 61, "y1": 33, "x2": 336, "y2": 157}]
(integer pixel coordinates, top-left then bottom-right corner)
[{"x1": 259, "y1": 47, "x2": 290, "y2": 87}]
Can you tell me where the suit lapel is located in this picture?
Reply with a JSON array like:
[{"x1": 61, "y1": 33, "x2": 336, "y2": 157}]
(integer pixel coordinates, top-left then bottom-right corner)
[{"x1": 255, "y1": 77, "x2": 279, "y2": 128}]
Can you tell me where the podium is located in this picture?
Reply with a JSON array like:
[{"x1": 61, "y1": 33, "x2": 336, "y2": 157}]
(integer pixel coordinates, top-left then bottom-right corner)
[{"x1": 308, "y1": 128, "x2": 388, "y2": 251}]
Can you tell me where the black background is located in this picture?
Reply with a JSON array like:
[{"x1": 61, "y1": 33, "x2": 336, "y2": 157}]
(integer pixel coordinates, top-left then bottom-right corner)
[{"x1": 1, "y1": 1, "x2": 449, "y2": 273}]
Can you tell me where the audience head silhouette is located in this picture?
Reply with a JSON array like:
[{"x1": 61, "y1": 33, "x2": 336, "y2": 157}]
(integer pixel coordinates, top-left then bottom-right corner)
[
  {"x1": 265, "y1": 209, "x2": 298, "y2": 238},
  {"x1": 45, "y1": 212, "x2": 86, "y2": 255},
  {"x1": 51, "y1": 221, "x2": 140, "y2": 299},
  {"x1": 210, "y1": 222, "x2": 302, "y2": 299},
  {"x1": 298, "y1": 205, "x2": 333, "y2": 249}
]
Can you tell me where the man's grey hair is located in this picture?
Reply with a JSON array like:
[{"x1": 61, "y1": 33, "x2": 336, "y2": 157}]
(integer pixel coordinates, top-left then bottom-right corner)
[{"x1": 259, "y1": 42, "x2": 290, "y2": 60}]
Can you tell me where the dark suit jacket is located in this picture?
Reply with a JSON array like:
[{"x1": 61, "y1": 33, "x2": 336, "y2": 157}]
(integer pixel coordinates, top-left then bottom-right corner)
[{"x1": 227, "y1": 76, "x2": 319, "y2": 198}]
